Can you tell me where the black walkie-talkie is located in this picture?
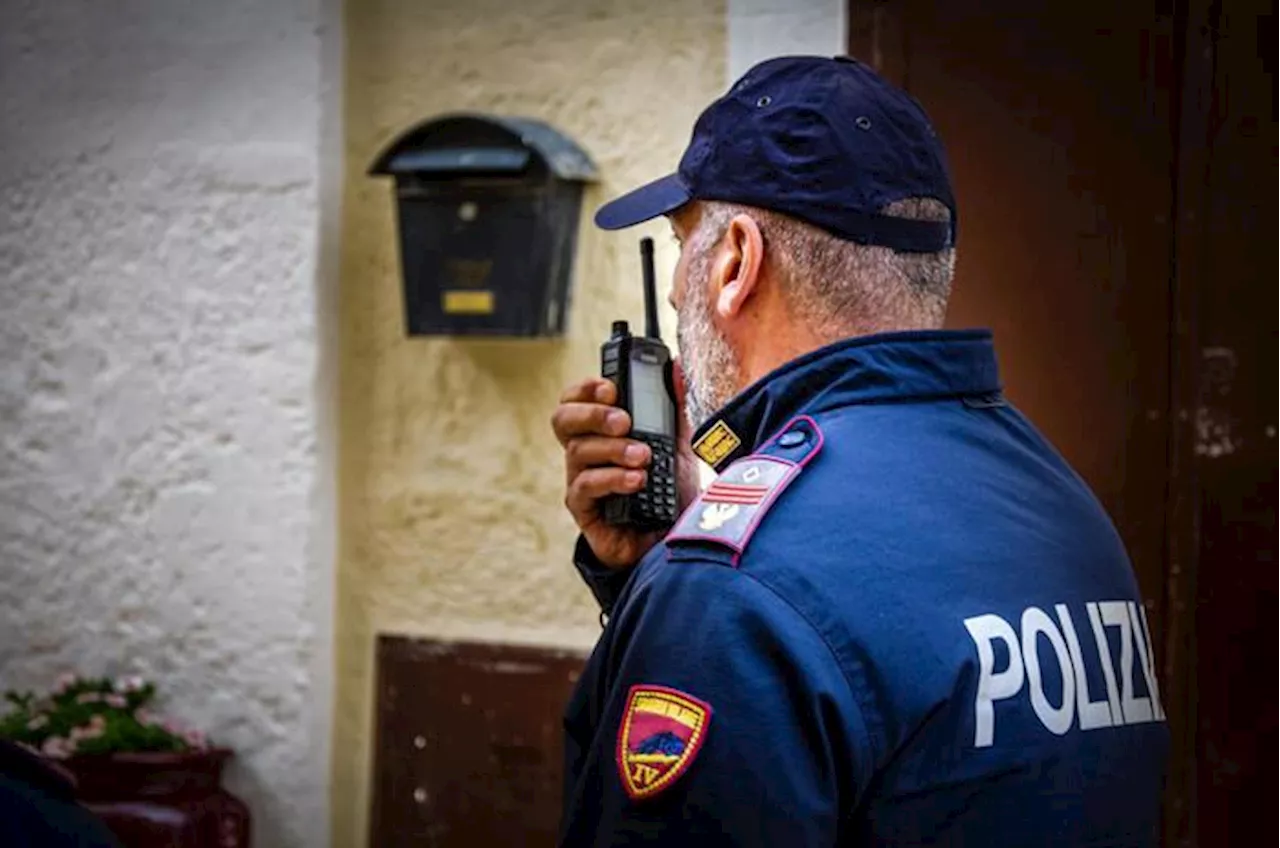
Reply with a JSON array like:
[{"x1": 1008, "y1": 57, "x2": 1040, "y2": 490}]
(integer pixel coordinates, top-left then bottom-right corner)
[{"x1": 601, "y1": 237, "x2": 678, "y2": 531}]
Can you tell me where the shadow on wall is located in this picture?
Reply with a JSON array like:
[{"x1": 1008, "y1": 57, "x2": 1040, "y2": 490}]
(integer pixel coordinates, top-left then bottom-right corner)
[{"x1": 445, "y1": 339, "x2": 566, "y2": 382}]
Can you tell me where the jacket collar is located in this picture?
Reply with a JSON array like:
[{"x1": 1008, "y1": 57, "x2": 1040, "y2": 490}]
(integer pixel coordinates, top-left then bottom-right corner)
[{"x1": 689, "y1": 329, "x2": 1002, "y2": 472}]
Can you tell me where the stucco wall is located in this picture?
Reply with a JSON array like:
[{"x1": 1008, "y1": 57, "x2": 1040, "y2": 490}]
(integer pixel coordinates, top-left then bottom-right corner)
[
  {"x1": 728, "y1": 0, "x2": 847, "y2": 80},
  {"x1": 334, "y1": 0, "x2": 724, "y2": 843},
  {"x1": 0, "y1": 1, "x2": 336, "y2": 846}
]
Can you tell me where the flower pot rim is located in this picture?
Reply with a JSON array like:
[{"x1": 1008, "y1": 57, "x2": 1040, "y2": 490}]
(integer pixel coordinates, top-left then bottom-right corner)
[{"x1": 65, "y1": 747, "x2": 233, "y2": 765}]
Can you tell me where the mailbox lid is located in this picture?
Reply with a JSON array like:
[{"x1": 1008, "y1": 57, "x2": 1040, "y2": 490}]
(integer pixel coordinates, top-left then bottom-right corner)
[
  {"x1": 368, "y1": 113, "x2": 597, "y2": 183},
  {"x1": 380, "y1": 147, "x2": 532, "y2": 176}
]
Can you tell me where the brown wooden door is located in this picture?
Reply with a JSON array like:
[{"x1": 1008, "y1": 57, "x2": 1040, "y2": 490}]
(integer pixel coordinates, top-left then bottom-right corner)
[
  {"x1": 368, "y1": 637, "x2": 585, "y2": 847},
  {"x1": 850, "y1": 1, "x2": 1277, "y2": 845}
]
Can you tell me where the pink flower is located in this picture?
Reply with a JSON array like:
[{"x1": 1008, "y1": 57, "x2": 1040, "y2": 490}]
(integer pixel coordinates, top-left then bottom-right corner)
[
  {"x1": 114, "y1": 676, "x2": 145, "y2": 693},
  {"x1": 70, "y1": 721, "x2": 104, "y2": 741},
  {"x1": 53, "y1": 673, "x2": 77, "y2": 694},
  {"x1": 89, "y1": 714, "x2": 106, "y2": 730},
  {"x1": 26, "y1": 715, "x2": 48, "y2": 730},
  {"x1": 105, "y1": 694, "x2": 127, "y2": 709},
  {"x1": 182, "y1": 729, "x2": 207, "y2": 750},
  {"x1": 75, "y1": 692, "x2": 100, "y2": 705},
  {"x1": 41, "y1": 736, "x2": 75, "y2": 760},
  {"x1": 135, "y1": 709, "x2": 158, "y2": 726}
]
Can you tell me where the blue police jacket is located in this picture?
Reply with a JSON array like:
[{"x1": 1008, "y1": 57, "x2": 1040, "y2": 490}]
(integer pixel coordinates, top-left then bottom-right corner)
[{"x1": 561, "y1": 330, "x2": 1168, "y2": 847}]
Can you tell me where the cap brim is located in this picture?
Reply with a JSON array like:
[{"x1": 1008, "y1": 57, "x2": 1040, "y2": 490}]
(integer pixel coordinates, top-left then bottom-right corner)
[{"x1": 594, "y1": 173, "x2": 691, "y2": 230}]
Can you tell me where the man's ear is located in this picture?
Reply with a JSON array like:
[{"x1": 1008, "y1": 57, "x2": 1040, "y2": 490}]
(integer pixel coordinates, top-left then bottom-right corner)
[{"x1": 710, "y1": 214, "x2": 764, "y2": 319}]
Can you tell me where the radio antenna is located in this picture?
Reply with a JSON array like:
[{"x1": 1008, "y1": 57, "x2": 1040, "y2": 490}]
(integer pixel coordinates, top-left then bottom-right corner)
[{"x1": 640, "y1": 237, "x2": 660, "y2": 340}]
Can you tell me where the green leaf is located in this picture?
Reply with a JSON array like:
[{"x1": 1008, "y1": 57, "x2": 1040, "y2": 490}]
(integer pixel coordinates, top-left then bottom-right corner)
[{"x1": 0, "y1": 674, "x2": 207, "y2": 755}]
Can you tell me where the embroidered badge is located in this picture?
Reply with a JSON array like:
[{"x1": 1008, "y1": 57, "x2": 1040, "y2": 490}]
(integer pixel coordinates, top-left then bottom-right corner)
[
  {"x1": 698, "y1": 501, "x2": 740, "y2": 531},
  {"x1": 691, "y1": 419, "x2": 741, "y2": 467},
  {"x1": 616, "y1": 685, "x2": 713, "y2": 801}
]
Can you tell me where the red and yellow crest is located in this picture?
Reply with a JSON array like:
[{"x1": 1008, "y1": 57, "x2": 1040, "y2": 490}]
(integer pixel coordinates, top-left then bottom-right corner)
[{"x1": 616, "y1": 685, "x2": 713, "y2": 801}]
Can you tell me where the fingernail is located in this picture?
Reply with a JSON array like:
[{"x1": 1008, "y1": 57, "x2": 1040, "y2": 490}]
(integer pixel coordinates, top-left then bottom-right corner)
[
  {"x1": 624, "y1": 443, "x2": 649, "y2": 465},
  {"x1": 626, "y1": 471, "x2": 645, "y2": 488},
  {"x1": 607, "y1": 410, "x2": 629, "y2": 434}
]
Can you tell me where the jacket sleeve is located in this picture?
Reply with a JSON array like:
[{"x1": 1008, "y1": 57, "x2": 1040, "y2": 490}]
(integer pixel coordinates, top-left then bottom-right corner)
[
  {"x1": 559, "y1": 556, "x2": 869, "y2": 847},
  {"x1": 571, "y1": 535, "x2": 635, "y2": 617}
]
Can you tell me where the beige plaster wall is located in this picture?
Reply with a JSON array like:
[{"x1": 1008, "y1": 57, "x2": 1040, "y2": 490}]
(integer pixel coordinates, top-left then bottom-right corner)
[{"x1": 334, "y1": 1, "x2": 725, "y2": 843}]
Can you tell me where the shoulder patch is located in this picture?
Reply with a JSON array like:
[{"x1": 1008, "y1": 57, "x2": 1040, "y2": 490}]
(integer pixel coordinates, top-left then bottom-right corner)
[
  {"x1": 668, "y1": 416, "x2": 823, "y2": 558},
  {"x1": 616, "y1": 685, "x2": 713, "y2": 801}
]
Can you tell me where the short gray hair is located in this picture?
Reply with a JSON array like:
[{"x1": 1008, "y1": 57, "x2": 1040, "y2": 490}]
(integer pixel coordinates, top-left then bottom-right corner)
[{"x1": 693, "y1": 198, "x2": 956, "y2": 337}]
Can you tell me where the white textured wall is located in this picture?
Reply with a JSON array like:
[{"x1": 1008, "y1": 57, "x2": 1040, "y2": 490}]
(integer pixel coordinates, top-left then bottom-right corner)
[
  {"x1": 0, "y1": 2, "x2": 336, "y2": 846},
  {"x1": 728, "y1": 0, "x2": 847, "y2": 80}
]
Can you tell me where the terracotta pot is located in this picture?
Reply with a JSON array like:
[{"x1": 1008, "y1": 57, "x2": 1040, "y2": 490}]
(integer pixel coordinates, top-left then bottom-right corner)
[{"x1": 62, "y1": 748, "x2": 251, "y2": 848}]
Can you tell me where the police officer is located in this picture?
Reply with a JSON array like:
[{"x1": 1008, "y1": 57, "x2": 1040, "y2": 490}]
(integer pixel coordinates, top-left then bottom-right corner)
[
  {"x1": 551, "y1": 56, "x2": 1168, "y2": 846},
  {"x1": 0, "y1": 740, "x2": 123, "y2": 847}
]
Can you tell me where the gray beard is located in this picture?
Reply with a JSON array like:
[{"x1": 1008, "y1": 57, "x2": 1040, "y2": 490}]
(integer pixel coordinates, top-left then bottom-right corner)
[{"x1": 676, "y1": 265, "x2": 740, "y2": 433}]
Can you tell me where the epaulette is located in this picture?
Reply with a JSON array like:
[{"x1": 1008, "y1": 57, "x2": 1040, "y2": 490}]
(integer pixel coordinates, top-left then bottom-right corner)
[{"x1": 666, "y1": 416, "x2": 823, "y2": 564}]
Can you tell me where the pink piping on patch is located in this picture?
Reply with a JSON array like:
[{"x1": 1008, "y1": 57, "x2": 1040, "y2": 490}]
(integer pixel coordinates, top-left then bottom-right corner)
[{"x1": 729, "y1": 415, "x2": 825, "y2": 566}]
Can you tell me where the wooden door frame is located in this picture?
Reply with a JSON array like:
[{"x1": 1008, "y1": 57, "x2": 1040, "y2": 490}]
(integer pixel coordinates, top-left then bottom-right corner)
[{"x1": 1161, "y1": 0, "x2": 1219, "y2": 842}]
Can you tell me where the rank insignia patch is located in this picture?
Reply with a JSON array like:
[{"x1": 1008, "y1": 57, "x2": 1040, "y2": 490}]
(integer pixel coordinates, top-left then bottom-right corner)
[
  {"x1": 667, "y1": 455, "x2": 798, "y2": 553},
  {"x1": 616, "y1": 685, "x2": 713, "y2": 801}
]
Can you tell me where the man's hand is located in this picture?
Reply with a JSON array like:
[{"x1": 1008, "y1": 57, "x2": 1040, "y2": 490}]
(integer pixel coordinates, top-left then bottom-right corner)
[{"x1": 552, "y1": 367, "x2": 700, "y2": 570}]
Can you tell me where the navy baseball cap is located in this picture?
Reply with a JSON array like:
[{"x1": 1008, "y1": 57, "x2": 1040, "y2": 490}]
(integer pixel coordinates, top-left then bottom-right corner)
[{"x1": 595, "y1": 55, "x2": 956, "y2": 252}]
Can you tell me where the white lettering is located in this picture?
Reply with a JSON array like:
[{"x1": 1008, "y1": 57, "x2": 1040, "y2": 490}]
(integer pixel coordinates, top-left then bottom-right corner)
[
  {"x1": 1021, "y1": 607, "x2": 1075, "y2": 735},
  {"x1": 1055, "y1": 604, "x2": 1113, "y2": 730},
  {"x1": 1086, "y1": 602, "x2": 1124, "y2": 724},
  {"x1": 964, "y1": 614, "x2": 1024, "y2": 748},
  {"x1": 967, "y1": 599, "x2": 1167, "y2": 747},
  {"x1": 1100, "y1": 601, "x2": 1153, "y2": 724},
  {"x1": 1130, "y1": 602, "x2": 1165, "y2": 721}
]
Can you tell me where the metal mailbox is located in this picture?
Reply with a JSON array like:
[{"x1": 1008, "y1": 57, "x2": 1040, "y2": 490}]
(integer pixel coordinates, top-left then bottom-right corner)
[{"x1": 369, "y1": 113, "x2": 597, "y2": 337}]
